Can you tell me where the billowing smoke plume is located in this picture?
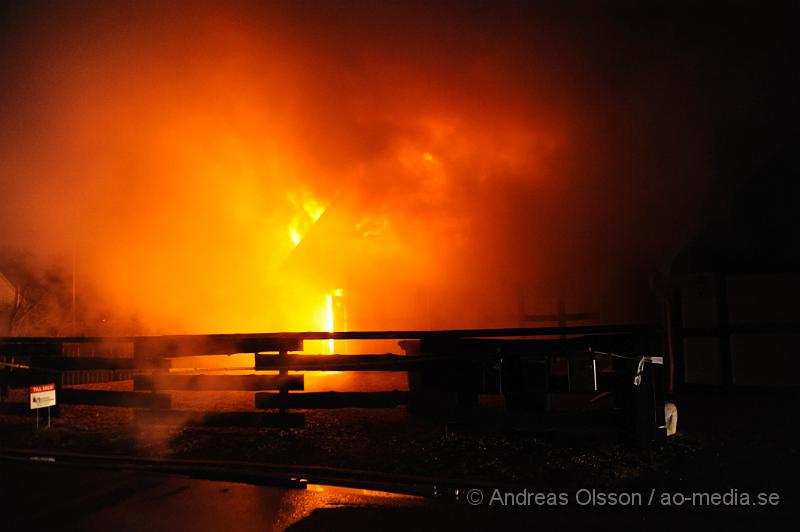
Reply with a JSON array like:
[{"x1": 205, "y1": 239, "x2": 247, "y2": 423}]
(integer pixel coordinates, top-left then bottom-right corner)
[{"x1": 1, "y1": 2, "x2": 792, "y2": 334}]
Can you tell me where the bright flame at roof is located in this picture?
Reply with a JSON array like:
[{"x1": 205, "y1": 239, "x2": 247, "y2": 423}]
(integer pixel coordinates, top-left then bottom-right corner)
[
  {"x1": 288, "y1": 191, "x2": 331, "y2": 247},
  {"x1": 289, "y1": 227, "x2": 302, "y2": 247}
]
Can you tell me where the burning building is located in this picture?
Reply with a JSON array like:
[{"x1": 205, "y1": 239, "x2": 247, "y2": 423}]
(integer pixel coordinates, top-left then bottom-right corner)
[
  {"x1": 0, "y1": 1, "x2": 793, "y2": 347},
  {"x1": 0, "y1": 5, "x2": 797, "y2": 529}
]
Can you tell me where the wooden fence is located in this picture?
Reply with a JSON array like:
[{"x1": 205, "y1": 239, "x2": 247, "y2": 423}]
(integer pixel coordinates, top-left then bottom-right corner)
[{"x1": 1, "y1": 325, "x2": 665, "y2": 436}]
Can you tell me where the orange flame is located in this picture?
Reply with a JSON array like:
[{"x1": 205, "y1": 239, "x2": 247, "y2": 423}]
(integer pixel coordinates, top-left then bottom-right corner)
[
  {"x1": 288, "y1": 191, "x2": 330, "y2": 247},
  {"x1": 0, "y1": 3, "x2": 571, "y2": 338}
]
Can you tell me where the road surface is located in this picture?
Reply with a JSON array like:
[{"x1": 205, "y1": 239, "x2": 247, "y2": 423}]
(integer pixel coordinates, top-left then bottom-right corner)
[{"x1": 0, "y1": 459, "x2": 422, "y2": 532}]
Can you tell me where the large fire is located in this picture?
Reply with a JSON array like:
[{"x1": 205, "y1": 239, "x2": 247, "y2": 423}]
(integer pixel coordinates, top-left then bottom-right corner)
[
  {"x1": 0, "y1": 3, "x2": 569, "y2": 338},
  {"x1": 2, "y1": 2, "x2": 710, "y2": 338}
]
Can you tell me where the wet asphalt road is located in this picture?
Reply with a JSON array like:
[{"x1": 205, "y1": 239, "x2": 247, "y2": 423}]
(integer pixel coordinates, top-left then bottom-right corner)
[
  {"x1": 0, "y1": 460, "x2": 423, "y2": 532},
  {"x1": 1, "y1": 458, "x2": 792, "y2": 531}
]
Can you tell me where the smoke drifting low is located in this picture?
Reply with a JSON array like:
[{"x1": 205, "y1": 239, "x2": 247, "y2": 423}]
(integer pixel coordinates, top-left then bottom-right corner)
[{"x1": 1, "y1": 2, "x2": 793, "y2": 334}]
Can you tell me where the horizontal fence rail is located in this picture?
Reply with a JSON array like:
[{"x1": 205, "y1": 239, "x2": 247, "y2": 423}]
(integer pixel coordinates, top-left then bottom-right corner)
[
  {"x1": 1, "y1": 324, "x2": 663, "y2": 431},
  {"x1": 133, "y1": 374, "x2": 304, "y2": 392},
  {"x1": 59, "y1": 389, "x2": 171, "y2": 409},
  {"x1": 0, "y1": 324, "x2": 662, "y2": 345},
  {"x1": 255, "y1": 391, "x2": 410, "y2": 409}
]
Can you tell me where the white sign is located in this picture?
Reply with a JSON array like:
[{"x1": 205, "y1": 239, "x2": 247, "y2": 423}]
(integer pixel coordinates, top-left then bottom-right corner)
[{"x1": 30, "y1": 383, "x2": 56, "y2": 410}]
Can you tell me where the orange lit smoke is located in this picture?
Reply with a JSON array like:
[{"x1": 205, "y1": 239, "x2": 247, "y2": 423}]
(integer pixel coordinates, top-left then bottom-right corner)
[
  {"x1": 4, "y1": 2, "x2": 696, "y2": 339},
  {"x1": 0, "y1": 3, "x2": 577, "y2": 339}
]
